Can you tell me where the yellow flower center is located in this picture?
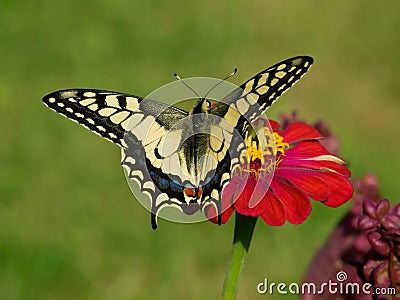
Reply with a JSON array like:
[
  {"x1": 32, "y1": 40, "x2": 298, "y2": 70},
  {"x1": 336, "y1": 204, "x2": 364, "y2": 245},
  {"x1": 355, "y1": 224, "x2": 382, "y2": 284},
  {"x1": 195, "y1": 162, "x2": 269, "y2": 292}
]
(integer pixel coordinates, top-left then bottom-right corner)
[
  {"x1": 239, "y1": 127, "x2": 289, "y2": 175},
  {"x1": 273, "y1": 131, "x2": 289, "y2": 157}
]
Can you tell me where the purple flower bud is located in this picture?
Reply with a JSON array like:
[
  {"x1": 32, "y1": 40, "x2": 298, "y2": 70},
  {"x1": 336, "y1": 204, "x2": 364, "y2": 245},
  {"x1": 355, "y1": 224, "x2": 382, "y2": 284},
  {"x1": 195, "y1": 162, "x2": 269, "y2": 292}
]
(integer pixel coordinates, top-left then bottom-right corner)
[
  {"x1": 376, "y1": 199, "x2": 390, "y2": 220},
  {"x1": 368, "y1": 231, "x2": 390, "y2": 256},
  {"x1": 313, "y1": 121, "x2": 340, "y2": 155},
  {"x1": 354, "y1": 174, "x2": 380, "y2": 203},
  {"x1": 382, "y1": 213, "x2": 400, "y2": 231},
  {"x1": 279, "y1": 111, "x2": 299, "y2": 130},
  {"x1": 391, "y1": 203, "x2": 400, "y2": 216},
  {"x1": 363, "y1": 199, "x2": 378, "y2": 220},
  {"x1": 364, "y1": 259, "x2": 382, "y2": 280},
  {"x1": 393, "y1": 257, "x2": 400, "y2": 284},
  {"x1": 358, "y1": 215, "x2": 379, "y2": 230},
  {"x1": 363, "y1": 174, "x2": 379, "y2": 187},
  {"x1": 372, "y1": 260, "x2": 390, "y2": 288},
  {"x1": 385, "y1": 229, "x2": 400, "y2": 239}
]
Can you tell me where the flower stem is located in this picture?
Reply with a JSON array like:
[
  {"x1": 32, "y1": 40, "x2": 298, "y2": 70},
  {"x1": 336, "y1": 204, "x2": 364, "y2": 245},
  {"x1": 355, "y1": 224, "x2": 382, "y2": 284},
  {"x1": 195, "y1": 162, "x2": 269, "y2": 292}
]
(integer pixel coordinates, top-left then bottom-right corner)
[{"x1": 221, "y1": 213, "x2": 258, "y2": 300}]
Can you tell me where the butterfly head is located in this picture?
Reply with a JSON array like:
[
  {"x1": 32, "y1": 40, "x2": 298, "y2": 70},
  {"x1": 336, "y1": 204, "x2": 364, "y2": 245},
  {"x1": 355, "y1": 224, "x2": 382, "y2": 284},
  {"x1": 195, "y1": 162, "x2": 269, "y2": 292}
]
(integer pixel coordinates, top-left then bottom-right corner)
[{"x1": 190, "y1": 98, "x2": 216, "y2": 115}]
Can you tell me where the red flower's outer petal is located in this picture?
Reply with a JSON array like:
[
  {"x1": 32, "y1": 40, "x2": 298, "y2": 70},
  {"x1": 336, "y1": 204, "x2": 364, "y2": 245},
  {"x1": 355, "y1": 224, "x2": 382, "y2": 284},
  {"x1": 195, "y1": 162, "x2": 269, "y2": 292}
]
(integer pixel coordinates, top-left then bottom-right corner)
[
  {"x1": 282, "y1": 122, "x2": 322, "y2": 144},
  {"x1": 220, "y1": 205, "x2": 235, "y2": 224},
  {"x1": 233, "y1": 176, "x2": 268, "y2": 216},
  {"x1": 261, "y1": 191, "x2": 286, "y2": 226},
  {"x1": 233, "y1": 177, "x2": 255, "y2": 215},
  {"x1": 276, "y1": 169, "x2": 331, "y2": 201},
  {"x1": 270, "y1": 179, "x2": 312, "y2": 224},
  {"x1": 204, "y1": 204, "x2": 218, "y2": 224},
  {"x1": 317, "y1": 172, "x2": 354, "y2": 207},
  {"x1": 221, "y1": 177, "x2": 241, "y2": 205},
  {"x1": 204, "y1": 200, "x2": 234, "y2": 224},
  {"x1": 205, "y1": 177, "x2": 241, "y2": 224},
  {"x1": 268, "y1": 120, "x2": 281, "y2": 132},
  {"x1": 285, "y1": 141, "x2": 330, "y2": 157},
  {"x1": 279, "y1": 158, "x2": 351, "y2": 178}
]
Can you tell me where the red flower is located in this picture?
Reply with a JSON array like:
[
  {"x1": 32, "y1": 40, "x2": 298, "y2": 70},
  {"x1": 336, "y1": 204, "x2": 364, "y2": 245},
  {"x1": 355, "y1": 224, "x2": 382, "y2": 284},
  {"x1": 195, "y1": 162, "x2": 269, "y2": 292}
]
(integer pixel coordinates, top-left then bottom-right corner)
[{"x1": 206, "y1": 119, "x2": 354, "y2": 226}]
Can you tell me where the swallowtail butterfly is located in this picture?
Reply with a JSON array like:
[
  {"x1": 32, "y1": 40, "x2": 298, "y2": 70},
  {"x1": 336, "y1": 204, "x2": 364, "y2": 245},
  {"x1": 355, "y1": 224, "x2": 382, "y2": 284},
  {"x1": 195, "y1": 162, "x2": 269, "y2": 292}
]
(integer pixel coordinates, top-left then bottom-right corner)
[{"x1": 43, "y1": 56, "x2": 313, "y2": 228}]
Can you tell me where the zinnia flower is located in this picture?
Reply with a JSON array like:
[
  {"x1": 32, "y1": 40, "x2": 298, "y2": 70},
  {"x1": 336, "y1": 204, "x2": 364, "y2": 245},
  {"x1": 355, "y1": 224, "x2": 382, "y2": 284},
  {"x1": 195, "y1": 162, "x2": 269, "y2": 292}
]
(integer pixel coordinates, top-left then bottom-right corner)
[{"x1": 206, "y1": 118, "x2": 354, "y2": 226}]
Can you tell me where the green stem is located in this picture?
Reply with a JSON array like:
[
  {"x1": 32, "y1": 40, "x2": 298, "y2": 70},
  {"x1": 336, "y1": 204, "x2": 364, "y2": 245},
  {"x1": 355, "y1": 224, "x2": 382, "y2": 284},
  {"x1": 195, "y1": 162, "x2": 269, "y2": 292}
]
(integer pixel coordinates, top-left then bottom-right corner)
[{"x1": 221, "y1": 212, "x2": 258, "y2": 300}]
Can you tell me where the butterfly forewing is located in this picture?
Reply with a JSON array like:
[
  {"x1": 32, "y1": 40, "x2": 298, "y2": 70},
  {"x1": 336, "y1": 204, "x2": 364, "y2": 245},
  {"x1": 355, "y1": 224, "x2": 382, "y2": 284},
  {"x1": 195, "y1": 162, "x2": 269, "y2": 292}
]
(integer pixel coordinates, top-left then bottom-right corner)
[
  {"x1": 42, "y1": 89, "x2": 144, "y2": 147},
  {"x1": 211, "y1": 56, "x2": 314, "y2": 135},
  {"x1": 42, "y1": 89, "x2": 188, "y2": 147},
  {"x1": 240, "y1": 56, "x2": 314, "y2": 112}
]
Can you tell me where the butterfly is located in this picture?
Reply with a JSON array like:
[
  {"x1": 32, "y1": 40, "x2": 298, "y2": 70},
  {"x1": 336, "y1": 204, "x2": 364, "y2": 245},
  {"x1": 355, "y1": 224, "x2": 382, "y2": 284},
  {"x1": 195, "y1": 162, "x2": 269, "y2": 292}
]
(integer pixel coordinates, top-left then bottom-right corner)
[{"x1": 42, "y1": 56, "x2": 314, "y2": 229}]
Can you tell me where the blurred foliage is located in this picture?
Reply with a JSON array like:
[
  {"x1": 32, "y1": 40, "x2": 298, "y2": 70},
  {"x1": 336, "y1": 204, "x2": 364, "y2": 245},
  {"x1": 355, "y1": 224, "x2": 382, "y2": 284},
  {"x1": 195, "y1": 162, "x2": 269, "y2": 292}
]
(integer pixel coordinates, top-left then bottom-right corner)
[{"x1": 0, "y1": 0, "x2": 399, "y2": 299}]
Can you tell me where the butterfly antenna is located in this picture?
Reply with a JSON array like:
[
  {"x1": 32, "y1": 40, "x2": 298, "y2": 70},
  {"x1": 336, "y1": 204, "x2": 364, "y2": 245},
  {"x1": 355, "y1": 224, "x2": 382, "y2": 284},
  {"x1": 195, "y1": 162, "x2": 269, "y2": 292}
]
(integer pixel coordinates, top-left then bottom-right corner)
[
  {"x1": 174, "y1": 73, "x2": 201, "y2": 99},
  {"x1": 203, "y1": 68, "x2": 237, "y2": 100}
]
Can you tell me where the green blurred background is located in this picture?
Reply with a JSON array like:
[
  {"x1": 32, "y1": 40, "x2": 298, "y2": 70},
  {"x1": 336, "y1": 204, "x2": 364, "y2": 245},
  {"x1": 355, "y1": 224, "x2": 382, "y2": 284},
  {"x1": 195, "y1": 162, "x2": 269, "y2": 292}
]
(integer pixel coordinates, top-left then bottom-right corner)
[{"x1": 0, "y1": 0, "x2": 399, "y2": 299}]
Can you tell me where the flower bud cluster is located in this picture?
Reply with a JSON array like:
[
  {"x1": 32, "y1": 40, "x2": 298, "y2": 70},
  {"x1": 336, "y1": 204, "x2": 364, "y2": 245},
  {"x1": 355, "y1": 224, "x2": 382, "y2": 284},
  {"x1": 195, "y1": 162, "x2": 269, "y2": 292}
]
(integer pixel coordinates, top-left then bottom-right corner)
[{"x1": 358, "y1": 198, "x2": 400, "y2": 290}]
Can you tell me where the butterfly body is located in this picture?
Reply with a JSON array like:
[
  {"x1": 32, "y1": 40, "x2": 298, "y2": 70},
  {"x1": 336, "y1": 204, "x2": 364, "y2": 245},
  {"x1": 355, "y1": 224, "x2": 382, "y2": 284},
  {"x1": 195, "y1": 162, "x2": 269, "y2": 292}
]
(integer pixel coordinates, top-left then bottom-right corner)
[{"x1": 43, "y1": 56, "x2": 314, "y2": 228}]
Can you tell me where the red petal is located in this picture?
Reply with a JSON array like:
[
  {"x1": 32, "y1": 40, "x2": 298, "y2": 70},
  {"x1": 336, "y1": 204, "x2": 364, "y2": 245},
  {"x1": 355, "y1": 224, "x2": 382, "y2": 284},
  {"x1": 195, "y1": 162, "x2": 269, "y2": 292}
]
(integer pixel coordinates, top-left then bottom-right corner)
[
  {"x1": 268, "y1": 120, "x2": 281, "y2": 132},
  {"x1": 282, "y1": 122, "x2": 322, "y2": 144},
  {"x1": 233, "y1": 177, "x2": 268, "y2": 216},
  {"x1": 204, "y1": 203, "x2": 218, "y2": 223},
  {"x1": 275, "y1": 170, "x2": 331, "y2": 201},
  {"x1": 285, "y1": 141, "x2": 330, "y2": 157},
  {"x1": 270, "y1": 179, "x2": 312, "y2": 224},
  {"x1": 221, "y1": 177, "x2": 242, "y2": 205},
  {"x1": 205, "y1": 178, "x2": 241, "y2": 224},
  {"x1": 279, "y1": 158, "x2": 351, "y2": 178},
  {"x1": 261, "y1": 191, "x2": 286, "y2": 226},
  {"x1": 317, "y1": 173, "x2": 354, "y2": 207},
  {"x1": 204, "y1": 199, "x2": 234, "y2": 224}
]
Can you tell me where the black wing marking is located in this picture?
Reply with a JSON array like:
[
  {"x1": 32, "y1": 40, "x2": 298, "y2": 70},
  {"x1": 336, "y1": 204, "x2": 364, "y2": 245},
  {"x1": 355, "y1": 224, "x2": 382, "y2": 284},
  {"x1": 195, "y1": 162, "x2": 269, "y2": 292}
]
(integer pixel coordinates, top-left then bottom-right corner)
[{"x1": 42, "y1": 89, "x2": 188, "y2": 148}]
